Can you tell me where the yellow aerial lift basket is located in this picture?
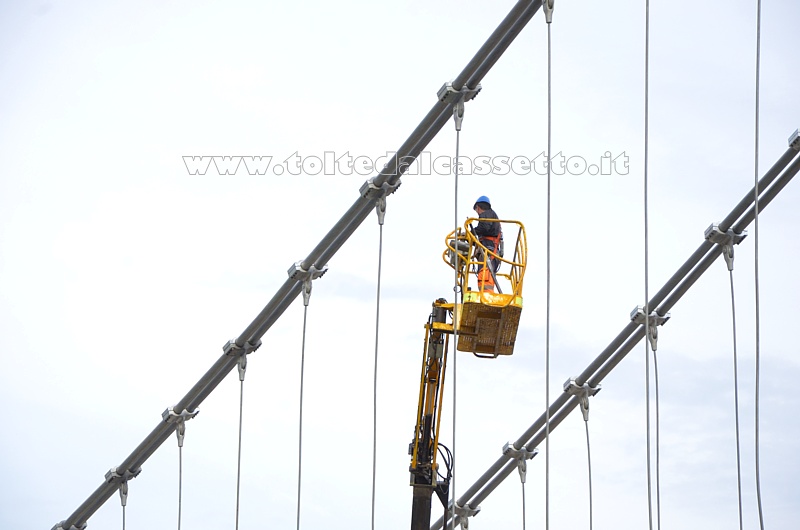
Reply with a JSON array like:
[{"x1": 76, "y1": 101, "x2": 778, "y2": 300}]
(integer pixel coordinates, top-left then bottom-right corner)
[{"x1": 443, "y1": 219, "x2": 527, "y2": 358}]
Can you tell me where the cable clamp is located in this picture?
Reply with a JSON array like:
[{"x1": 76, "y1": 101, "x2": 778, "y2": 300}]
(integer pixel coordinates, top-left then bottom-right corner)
[
  {"x1": 630, "y1": 307, "x2": 670, "y2": 352},
  {"x1": 223, "y1": 339, "x2": 262, "y2": 357},
  {"x1": 104, "y1": 466, "x2": 141, "y2": 507},
  {"x1": 452, "y1": 501, "x2": 481, "y2": 529},
  {"x1": 542, "y1": 0, "x2": 555, "y2": 23},
  {"x1": 162, "y1": 407, "x2": 200, "y2": 447},
  {"x1": 437, "y1": 81, "x2": 482, "y2": 105},
  {"x1": 502, "y1": 442, "x2": 538, "y2": 483},
  {"x1": 51, "y1": 523, "x2": 87, "y2": 530},
  {"x1": 223, "y1": 339, "x2": 261, "y2": 380},
  {"x1": 104, "y1": 466, "x2": 141, "y2": 484},
  {"x1": 163, "y1": 407, "x2": 200, "y2": 424},
  {"x1": 287, "y1": 262, "x2": 328, "y2": 283},
  {"x1": 359, "y1": 177, "x2": 401, "y2": 200},
  {"x1": 704, "y1": 223, "x2": 747, "y2": 271},
  {"x1": 789, "y1": 128, "x2": 800, "y2": 151},
  {"x1": 563, "y1": 377, "x2": 601, "y2": 421},
  {"x1": 288, "y1": 262, "x2": 329, "y2": 306}
]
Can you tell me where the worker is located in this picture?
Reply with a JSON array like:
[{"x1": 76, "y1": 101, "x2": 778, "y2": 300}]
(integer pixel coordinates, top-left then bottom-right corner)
[{"x1": 472, "y1": 196, "x2": 501, "y2": 292}]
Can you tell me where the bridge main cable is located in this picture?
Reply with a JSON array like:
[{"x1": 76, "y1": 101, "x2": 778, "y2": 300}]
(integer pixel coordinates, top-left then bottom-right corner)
[
  {"x1": 432, "y1": 138, "x2": 800, "y2": 530},
  {"x1": 54, "y1": 2, "x2": 548, "y2": 529}
]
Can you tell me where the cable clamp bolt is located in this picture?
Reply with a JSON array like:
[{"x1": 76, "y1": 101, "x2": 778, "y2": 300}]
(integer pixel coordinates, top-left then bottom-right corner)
[
  {"x1": 437, "y1": 81, "x2": 482, "y2": 105},
  {"x1": 704, "y1": 223, "x2": 747, "y2": 271},
  {"x1": 789, "y1": 128, "x2": 800, "y2": 151},
  {"x1": 163, "y1": 407, "x2": 200, "y2": 447},
  {"x1": 630, "y1": 306, "x2": 670, "y2": 352},
  {"x1": 563, "y1": 377, "x2": 601, "y2": 421},
  {"x1": 452, "y1": 501, "x2": 481, "y2": 529},
  {"x1": 502, "y1": 442, "x2": 538, "y2": 483}
]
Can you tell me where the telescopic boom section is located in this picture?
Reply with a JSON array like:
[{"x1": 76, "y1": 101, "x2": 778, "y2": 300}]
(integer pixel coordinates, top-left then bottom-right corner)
[{"x1": 410, "y1": 301, "x2": 451, "y2": 530}]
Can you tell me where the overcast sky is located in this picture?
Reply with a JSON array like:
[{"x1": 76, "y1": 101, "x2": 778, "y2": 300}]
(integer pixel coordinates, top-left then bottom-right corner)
[{"x1": 1, "y1": 1, "x2": 799, "y2": 529}]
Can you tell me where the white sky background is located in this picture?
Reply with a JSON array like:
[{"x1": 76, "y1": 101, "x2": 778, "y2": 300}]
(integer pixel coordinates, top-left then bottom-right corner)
[{"x1": 1, "y1": 0, "x2": 799, "y2": 528}]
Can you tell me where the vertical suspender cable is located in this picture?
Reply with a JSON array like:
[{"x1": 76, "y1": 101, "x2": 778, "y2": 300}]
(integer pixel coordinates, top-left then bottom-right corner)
[
  {"x1": 521, "y1": 478, "x2": 528, "y2": 530},
  {"x1": 371, "y1": 208, "x2": 386, "y2": 530},
  {"x1": 451, "y1": 101, "x2": 463, "y2": 529},
  {"x1": 178, "y1": 444, "x2": 184, "y2": 530},
  {"x1": 119, "y1": 476, "x2": 128, "y2": 530},
  {"x1": 729, "y1": 270, "x2": 745, "y2": 530},
  {"x1": 173, "y1": 410, "x2": 193, "y2": 530},
  {"x1": 543, "y1": 3, "x2": 554, "y2": 528},
  {"x1": 296, "y1": 304, "x2": 310, "y2": 530},
  {"x1": 653, "y1": 350, "x2": 661, "y2": 528},
  {"x1": 752, "y1": 1, "x2": 765, "y2": 528},
  {"x1": 643, "y1": 0, "x2": 655, "y2": 527},
  {"x1": 585, "y1": 419, "x2": 593, "y2": 530},
  {"x1": 235, "y1": 362, "x2": 246, "y2": 530}
]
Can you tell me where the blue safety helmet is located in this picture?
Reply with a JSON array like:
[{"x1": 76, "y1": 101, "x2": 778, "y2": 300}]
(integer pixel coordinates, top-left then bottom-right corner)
[{"x1": 474, "y1": 195, "x2": 491, "y2": 209}]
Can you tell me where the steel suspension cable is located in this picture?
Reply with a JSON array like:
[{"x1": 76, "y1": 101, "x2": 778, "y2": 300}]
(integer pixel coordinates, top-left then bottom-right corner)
[
  {"x1": 235, "y1": 365, "x2": 246, "y2": 530},
  {"x1": 729, "y1": 270, "x2": 744, "y2": 530},
  {"x1": 653, "y1": 349, "x2": 661, "y2": 528},
  {"x1": 643, "y1": 0, "x2": 656, "y2": 526},
  {"x1": 752, "y1": 1, "x2": 765, "y2": 528},
  {"x1": 296, "y1": 304, "x2": 310, "y2": 530},
  {"x1": 584, "y1": 418, "x2": 593, "y2": 530},
  {"x1": 172, "y1": 411, "x2": 194, "y2": 530},
  {"x1": 178, "y1": 444, "x2": 184, "y2": 530},
  {"x1": 371, "y1": 207, "x2": 386, "y2": 530},
  {"x1": 451, "y1": 103, "x2": 462, "y2": 530},
  {"x1": 543, "y1": 3, "x2": 554, "y2": 529}
]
